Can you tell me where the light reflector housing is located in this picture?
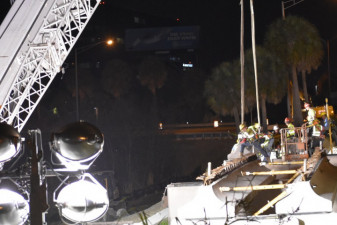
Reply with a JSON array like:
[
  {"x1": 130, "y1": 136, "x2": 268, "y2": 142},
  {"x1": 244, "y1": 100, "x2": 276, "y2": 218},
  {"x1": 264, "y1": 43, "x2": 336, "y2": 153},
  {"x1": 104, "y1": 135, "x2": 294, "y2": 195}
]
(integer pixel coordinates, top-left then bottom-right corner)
[
  {"x1": 0, "y1": 189, "x2": 29, "y2": 225},
  {"x1": 54, "y1": 174, "x2": 109, "y2": 223},
  {"x1": 0, "y1": 123, "x2": 21, "y2": 164},
  {"x1": 50, "y1": 121, "x2": 104, "y2": 170}
]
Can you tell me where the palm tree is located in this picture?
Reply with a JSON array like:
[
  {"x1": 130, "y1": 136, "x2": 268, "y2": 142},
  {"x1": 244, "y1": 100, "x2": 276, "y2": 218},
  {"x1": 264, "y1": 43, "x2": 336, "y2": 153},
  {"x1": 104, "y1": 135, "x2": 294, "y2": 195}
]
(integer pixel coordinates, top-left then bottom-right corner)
[
  {"x1": 138, "y1": 56, "x2": 167, "y2": 126},
  {"x1": 245, "y1": 46, "x2": 287, "y2": 130},
  {"x1": 204, "y1": 61, "x2": 254, "y2": 130},
  {"x1": 101, "y1": 59, "x2": 133, "y2": 99},
  {"x1": 264, "y1": 16, "x2": 323, "y2": 126},
  {"x1": 138, "y1": 56, "x2": 167, "y2": 96},
  {"x1": 297, "y1": 25, "x2": 323, "y2": 103}
]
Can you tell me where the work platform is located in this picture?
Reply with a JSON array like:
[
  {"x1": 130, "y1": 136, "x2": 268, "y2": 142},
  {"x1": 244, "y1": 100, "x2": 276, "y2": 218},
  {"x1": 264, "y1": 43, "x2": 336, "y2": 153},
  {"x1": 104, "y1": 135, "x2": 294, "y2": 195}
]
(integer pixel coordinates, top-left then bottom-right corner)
[{"x1": 167, "y1": 150, "x2": 337, "y2": 225}]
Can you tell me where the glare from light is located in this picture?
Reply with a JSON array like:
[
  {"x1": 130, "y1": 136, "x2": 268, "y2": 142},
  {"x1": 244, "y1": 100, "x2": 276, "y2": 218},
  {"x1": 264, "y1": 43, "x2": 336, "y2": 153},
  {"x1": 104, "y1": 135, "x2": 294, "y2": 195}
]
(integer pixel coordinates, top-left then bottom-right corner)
[
  {"x1": 0, "y1": 123, "x2": 21, "y2": 164},
  {"x1": 182, "y1": 63, "x2": 193, "y2": 68},
  {"x1": 0, "y1": 189, "x2": 29, "y2": 225},
  {"x1": 54, "y1": 152, "x2": 99, "y2": 170},
  {"x1": 106, "y1": 39, "x2": 114, "y2": 45},
  {"x1": 55, "y1": 178, "x2": 109, "y2": 223},
  {"x1": 0, "y1": 138, "x2": 19, "y2": 162}
]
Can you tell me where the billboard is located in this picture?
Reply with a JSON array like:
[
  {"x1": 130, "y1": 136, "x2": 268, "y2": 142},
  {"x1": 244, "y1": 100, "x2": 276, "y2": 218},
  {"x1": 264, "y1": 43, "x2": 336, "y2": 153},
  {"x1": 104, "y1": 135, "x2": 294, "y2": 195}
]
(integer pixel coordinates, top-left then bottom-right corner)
[{"x1": 125, "y1": 26, "x2": 199, "y2": 51}]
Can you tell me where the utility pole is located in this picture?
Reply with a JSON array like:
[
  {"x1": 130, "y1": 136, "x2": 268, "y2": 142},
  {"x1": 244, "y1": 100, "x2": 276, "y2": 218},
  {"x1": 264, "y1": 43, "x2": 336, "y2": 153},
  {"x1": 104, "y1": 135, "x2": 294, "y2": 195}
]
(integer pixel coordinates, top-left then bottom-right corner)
[
  {"x1": 282, "y1": 0, "x2": 305, "y2": 19},
  {"x1": 250, "y1": 0, "x2": 260, "y2": 125},
  {"x1": 240, "y1": 0, "x2": 245, "y2": 124}
]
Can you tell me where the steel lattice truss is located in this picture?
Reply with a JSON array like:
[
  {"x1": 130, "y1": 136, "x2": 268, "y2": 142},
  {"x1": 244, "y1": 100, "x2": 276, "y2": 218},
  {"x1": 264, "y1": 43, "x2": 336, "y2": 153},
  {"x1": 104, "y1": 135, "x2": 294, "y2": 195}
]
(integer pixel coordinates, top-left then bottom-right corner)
[{"x1": 0, "y1": 0, "x2": 100, "y2": 132}]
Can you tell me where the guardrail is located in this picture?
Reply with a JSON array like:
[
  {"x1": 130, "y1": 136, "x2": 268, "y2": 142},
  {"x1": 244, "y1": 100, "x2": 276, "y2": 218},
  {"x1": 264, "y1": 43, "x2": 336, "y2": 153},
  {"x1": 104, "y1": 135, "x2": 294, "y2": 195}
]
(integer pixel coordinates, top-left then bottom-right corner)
[{"x1": 158, "y1": 122, "x2": 236, "y2": 140}]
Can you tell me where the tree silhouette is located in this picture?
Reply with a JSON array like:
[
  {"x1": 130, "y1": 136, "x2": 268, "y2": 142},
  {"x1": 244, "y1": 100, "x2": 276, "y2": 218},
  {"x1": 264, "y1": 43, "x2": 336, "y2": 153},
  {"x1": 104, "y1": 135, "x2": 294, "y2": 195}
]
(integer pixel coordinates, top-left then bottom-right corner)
[
  {"x1": 265, "y1": 16, "x2": 323, "y2": 126},
  {"x1": 204, "y1": 61, "x2": 254, "y2": 130},
  {"x1": 138, "y1": 56, "x2": 167, "y2": 126},
  {"x1": 138, "y1": 56, "x2": 167, "y2": 96},
  {"x1": 245, "y1": 46, "x2": 287, "y2": 130},
  {"x1": 101, "y1": 59, "x2": 134, "y2": 99}
]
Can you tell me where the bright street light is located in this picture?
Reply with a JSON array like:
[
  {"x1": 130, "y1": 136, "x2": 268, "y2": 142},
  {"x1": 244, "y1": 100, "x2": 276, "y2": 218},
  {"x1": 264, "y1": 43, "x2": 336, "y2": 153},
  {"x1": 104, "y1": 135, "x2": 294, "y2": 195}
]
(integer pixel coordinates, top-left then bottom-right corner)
[{"x1": 106, "y1": 39, "x2": 114, "y2": 45}]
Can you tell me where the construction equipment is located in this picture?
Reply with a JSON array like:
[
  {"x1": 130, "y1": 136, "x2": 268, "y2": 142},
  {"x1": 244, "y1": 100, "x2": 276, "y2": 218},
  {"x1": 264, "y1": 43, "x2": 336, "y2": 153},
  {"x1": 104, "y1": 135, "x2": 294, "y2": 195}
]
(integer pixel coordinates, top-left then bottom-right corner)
[
  {"x1": 280, "y1": 124, "x2": 310, "y2": 161},
  {"x1": 314, "y1": 105, "x2": 334, "y2": 118},
  {"x1": 0, "y1": 0, "x2": 100, "y2": 132},
  {"x1": 0, "y1": 1, "x2": 101, "y2": 224}
]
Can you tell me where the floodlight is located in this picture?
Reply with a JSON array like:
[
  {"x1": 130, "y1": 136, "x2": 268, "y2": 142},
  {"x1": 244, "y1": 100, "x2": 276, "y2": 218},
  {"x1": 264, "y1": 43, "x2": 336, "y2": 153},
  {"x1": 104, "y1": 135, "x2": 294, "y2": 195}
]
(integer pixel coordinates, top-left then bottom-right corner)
[
  {"x1": 0, "y1": 189, "x2": 29, "y2": 225},
  {"x1": 54, "y1": 173, "x2": 109, "y2": 223},
  {"x1": 50, "y1": 121, "x2": 104, "y2": 170},
  {"x1": 0, "y1": 123, "x2": 21, "y2": 165}
]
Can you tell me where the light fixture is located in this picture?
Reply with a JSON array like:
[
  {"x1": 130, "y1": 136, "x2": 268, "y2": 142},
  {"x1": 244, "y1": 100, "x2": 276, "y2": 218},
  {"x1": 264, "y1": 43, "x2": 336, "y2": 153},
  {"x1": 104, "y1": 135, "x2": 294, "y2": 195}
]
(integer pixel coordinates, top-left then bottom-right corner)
[
  {"x1": 54, "y1": 173, "x2": 109, "y2": 223},
  {"x1": 106, "y1": 39, "x2": 114, "y2": 45},
  {"x1": 0, "y1": 123, "x2": 21, "y2": 166},
  {"x1": 50, "y1": 121, "x2": 104, "y2": 170},
  {"x1": 0, "y1": 189, "x2": 29, "y2": 225}
]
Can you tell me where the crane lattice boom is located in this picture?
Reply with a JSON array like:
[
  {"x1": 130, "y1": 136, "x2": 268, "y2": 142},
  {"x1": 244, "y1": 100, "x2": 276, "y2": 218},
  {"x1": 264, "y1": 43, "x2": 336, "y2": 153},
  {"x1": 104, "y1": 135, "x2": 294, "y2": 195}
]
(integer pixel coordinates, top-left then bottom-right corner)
[{"x1": 0, "y1": 0, "x2": 100, "y2": 132}]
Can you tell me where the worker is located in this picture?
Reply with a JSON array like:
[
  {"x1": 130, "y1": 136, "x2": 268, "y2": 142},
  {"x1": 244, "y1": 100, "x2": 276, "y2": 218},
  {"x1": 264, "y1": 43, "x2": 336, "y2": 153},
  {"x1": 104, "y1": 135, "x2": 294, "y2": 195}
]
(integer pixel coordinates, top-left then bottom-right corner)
[
  {"x1": 304, "y1": 103, "x2": 316, "y2": 138},
  {"x1": 262, "y1": 125, "x2": 281, "y2": 152},
  {"x1": 322, "y1": 113, "x2": 337, "y2": 145},
  {"x1": 284, "y1": 117, "x2": 295, "y2": 138},
  {"x1": 261, "y1": 131, "x2": 273, "y2": 154},
  {"x1": 248, "y1": 123, "x2": 261, "y2": 135},
  {"x1": 237, "y1": 124, "x2": 249, "y2": 157},
  {"x1": 239, "y1": 123, "x2": 269, "y2": 162},
  {"x1": 304, "y1": 102, "x2": 316, "y2": 125},
  {"x1": 232, "y1": 123, "x2": 247, "y2": 153},
  {"x1": 272, "y1": 125, "x2": 281, "y2": 150},
  {"x1": 308, "y1": 119, "x2": 324, "y2": 156}
]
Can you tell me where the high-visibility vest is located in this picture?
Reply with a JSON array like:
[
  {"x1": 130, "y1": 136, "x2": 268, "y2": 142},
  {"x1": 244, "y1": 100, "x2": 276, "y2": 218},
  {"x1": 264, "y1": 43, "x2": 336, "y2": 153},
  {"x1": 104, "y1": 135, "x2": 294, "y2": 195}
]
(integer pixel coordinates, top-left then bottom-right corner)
[
  {"x1": 312, "y1": 124, "x2": 322, "y2": 137},
  {"x1": 286, "y1": 123, "x2": 295, "y2": 137},
  {"x1": 307, "y1": 108, "x2": 316, "y2": 124}
]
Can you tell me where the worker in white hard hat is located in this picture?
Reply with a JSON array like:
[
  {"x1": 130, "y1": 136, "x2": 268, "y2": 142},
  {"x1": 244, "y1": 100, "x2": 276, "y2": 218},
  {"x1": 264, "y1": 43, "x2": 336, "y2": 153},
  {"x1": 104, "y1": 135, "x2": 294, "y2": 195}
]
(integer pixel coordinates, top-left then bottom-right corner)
[
  {"x1": 272, "y1": 125, "x2": 281, "y2": 150},
  {"x1": 262, "y1": 125, "x2": 279, "y2": 152}
]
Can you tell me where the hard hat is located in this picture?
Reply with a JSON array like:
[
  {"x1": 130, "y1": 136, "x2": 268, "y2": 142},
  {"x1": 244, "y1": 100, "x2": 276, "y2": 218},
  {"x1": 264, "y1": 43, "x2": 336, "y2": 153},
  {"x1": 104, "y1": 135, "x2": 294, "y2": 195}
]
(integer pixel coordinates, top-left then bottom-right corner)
[
  {"x1": 284, "y1": 117, "x2": 290, "y2": 123},
  {"x1": 239, "y1": 124, "x2": 245, "y2": 130},
  {"x1": 304, "y1": 103, "x2": 310, "y2": 108},
  {"x1": 313, "y1": 119, "x2": 320, "y2": 125},
  {"x1": 254, "y1": 123, "x2": 260, "y2": 128},
  {"x1": 273, "y1": 125, "x2": 279, "y2": 130}
]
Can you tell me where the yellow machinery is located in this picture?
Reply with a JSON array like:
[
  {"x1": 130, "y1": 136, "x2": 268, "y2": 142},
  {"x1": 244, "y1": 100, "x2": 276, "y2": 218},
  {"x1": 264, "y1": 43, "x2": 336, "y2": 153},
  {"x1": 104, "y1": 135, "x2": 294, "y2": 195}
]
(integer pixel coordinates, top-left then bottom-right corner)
[{"x1": 314, "y1": 105, "x2": 334, "y2": 118}]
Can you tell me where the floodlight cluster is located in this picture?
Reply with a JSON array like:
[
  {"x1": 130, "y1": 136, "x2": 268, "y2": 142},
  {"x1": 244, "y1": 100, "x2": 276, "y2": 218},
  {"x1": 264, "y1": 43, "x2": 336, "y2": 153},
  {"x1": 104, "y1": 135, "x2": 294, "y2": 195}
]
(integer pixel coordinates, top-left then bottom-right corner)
[{"x1": 0, "y1": 121, "x2": 109, "y2": 224}]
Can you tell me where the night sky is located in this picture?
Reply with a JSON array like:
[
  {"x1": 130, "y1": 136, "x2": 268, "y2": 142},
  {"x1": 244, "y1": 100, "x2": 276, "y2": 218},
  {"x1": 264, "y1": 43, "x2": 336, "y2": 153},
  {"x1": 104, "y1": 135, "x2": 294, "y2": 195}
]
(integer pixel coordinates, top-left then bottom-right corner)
[
  {"x1": 2, "y1": 0, "x2": 337, "y2": 123},
  {"x1": 74, "y1": 0, "x2": 337, "y2": 106},
  {"x1": 2, "y1": 0, "x2": 337, "y2": 80},
  {"x1": 76, "y1": 0, "x2": 337, "y2": 123},
  {"x1": 88, "y1": 0, "x2": 337, "y2": 69},
  {"x1": 2, "y1": 0, "x2": 337, "y2": 63}
]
